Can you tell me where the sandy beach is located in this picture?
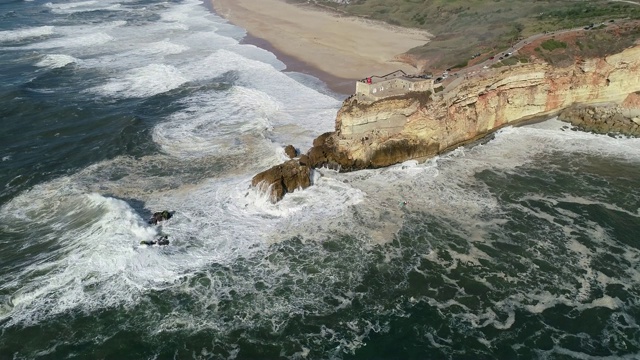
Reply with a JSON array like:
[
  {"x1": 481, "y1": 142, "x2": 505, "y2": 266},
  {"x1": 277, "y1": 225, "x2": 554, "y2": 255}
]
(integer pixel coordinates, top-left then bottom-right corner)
[{"x1": 210, "y1": 0, "x2": 431, "y2": 92}]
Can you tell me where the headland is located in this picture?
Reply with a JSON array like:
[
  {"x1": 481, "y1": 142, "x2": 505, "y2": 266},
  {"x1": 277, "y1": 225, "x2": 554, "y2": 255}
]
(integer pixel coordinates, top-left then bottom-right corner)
[
  {"x1": 250, "y1": 20, "x2": 640, "y2": 202},
  {"x1": 209, "y1": 0, "x2": 640, "y2": 202}
]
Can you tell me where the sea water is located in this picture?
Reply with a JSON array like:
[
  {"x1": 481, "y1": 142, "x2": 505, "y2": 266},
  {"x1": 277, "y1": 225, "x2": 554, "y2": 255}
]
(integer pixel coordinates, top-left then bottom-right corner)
[{"x1": 1, "y1": 0, "x2": 639, "y2": 359}]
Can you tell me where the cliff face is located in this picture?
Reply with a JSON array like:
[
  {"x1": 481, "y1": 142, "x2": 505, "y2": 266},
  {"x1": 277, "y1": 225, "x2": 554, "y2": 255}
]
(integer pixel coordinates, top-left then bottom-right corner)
[
  {"x1": 326, "y1": 44, "x2": 640, "y2": 169},
  {"x1": 252, "y1": 45, "x2": 640, "y2": 202}
]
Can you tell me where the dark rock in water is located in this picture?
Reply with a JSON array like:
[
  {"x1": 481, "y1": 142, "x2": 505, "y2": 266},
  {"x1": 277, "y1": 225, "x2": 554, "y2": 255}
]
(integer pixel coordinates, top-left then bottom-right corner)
[
  {"x1": 140, "y1": 235, "x2": 169, "y2": 246},
  {"x1": 284, "y1": 145, "x2": 297, "y2": 159},
  {"x1": 251, "y1": 160, "x2": 311, "y2": 203},
  {"x1": 148, "y1": 210, "x2": 173, "y2": 225}
]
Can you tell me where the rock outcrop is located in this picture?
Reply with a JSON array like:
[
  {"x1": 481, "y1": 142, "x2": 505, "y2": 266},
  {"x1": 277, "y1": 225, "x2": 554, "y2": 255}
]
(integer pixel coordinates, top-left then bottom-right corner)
[
  {"x1": 559, "y1": 101, "x2": 640, "y2": 137},
  {"x1": 284, "y1": 145, "x2": 298, "y2": 159},
  {"x1": 253, "y1": 44, "x2": 640, "y2": 202},
  {"x1": 251, "y1": 160, "x2": 311, "y2": 202}
]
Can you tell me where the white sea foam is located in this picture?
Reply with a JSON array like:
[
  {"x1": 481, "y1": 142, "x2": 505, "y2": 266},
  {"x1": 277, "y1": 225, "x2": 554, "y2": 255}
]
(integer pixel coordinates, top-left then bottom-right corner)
[
  {"x1": 494, "y1": 118, "x2": 640, "y2": 161},
  {"x1": 1, "y1": 190, "x2": 163, "y2": 325},
  {"x1": 24, "y1": 32, "x2": 114, "y2": 49},
  {"x1": 141, "y1": 40, "x2": 190, "y2": 56},
  {"x1": 92, "y1": 63, "x2": 188, "y2": 98},
  {"x1": 35, "y1": 54, "x2": 80, "y2": 68},
  {"x1": 0, "y1": 26, "x2": 54, "y2": 42},
  {"x1": 152, "y1": 86, "x2": 280, "y2": 158},
  {"x1": 158, "y1": 114, "x2": 640, "y2": 353},
  {"x1": 148, "y1": 49, "x2": 340, "y2": 159},
  {"x1": 0, "y1": 149, "x2": 368, "y2": 327},
  {"x1": 44, "y1": 1, "x2": 98, "y2": 10},
  {"x1": 44, "y1": 0, "x2": 125, "y2": 14},
  {"x1": 3, "y1": 0, "x2": 640, "y2": 355}
]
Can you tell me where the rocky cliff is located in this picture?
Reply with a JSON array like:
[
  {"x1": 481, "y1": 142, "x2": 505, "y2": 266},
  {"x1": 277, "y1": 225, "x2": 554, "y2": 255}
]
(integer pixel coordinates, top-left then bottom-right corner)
[
  {"x1": 326, "y1": 44, "x2": 640, "y2": 169},
  {"x1": 253, "y1": 44, "x2": 640, "y2": 201}
]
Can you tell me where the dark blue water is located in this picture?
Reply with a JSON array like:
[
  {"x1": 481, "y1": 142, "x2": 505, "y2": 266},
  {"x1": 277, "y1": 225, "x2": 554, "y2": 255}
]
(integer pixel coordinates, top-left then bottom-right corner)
[{"x1": 1, "y1": 0, "x2": 640, "y2": 359}]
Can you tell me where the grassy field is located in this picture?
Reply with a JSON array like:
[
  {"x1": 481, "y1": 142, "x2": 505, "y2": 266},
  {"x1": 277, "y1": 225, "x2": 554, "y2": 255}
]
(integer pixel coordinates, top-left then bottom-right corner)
[{"x1": 292, "y1": 0, "x2": 640, "y2": 71}]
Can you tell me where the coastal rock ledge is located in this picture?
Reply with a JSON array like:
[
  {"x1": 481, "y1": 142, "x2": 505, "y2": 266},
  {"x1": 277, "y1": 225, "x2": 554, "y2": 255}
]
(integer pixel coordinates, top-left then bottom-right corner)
[
  {"x1": 253, "y1": 44, "x2": 640, "y2": 202},
  {"x1": 558, "y1": 93, "x2": 640, "y2": 137},
  {"x1": 251, "y1": 160, "x2": 310, "y2": 203}
]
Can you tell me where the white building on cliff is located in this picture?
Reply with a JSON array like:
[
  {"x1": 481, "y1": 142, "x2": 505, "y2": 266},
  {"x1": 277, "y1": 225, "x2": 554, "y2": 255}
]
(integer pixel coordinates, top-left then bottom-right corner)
[{"x1": 353, "y1": 70, "x2": 441, "y2": 103}]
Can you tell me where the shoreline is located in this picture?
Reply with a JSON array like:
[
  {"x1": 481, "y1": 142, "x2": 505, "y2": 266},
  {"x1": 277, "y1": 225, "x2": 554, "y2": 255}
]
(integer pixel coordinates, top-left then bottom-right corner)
[
  {"x1": 239, "y1": 33, "x2": 356, "y2": 95},
  {"x1": 207, "y1": 0, "x2": 431, "y2": 96},
  {"x1": 202, "y1": 0, "x2": 353, "y2": 95}
]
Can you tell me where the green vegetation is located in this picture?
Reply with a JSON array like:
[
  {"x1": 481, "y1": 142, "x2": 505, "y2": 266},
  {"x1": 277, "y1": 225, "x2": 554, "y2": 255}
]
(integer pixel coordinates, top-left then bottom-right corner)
[
  {"x1": 536, "y1": 25, "x2": 640, "y2": 66},
  {"x1": 501, "y1": 57, "x2": 519, "y2": 66},
  {"x1": 536, "y1": 3, "x2": 640, "y2": 29},
  {"x1": 540, "y1": 39, "x2": 567, "y2": 51},
  {"x1": 298, "y1": 0, "x2": 640, "y2": 71},
  {"x1": 451, "y1": 60, "x2": 468, "y2": 69},
  {"x1": 491, "y1": 57, "x2": 520, "y2": 68}
]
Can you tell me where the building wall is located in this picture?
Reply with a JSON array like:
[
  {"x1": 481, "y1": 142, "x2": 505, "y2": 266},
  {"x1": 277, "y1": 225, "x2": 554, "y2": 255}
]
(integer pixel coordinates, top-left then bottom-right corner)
[{"x1": 355, "y1": 78, "x2": 434, "y2": 103}]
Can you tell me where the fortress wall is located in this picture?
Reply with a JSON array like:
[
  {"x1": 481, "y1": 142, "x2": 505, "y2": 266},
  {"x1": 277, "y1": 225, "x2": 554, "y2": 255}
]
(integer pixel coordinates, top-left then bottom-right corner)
[{"x1": 354, "y1": 78, "x2": 434, "y2": 103}]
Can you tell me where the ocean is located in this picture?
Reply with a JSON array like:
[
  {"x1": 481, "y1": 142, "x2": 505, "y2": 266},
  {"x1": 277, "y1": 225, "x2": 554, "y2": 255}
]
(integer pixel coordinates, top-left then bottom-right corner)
[{"x1": 1, "y1": 0, "x2": 640, "y2": 359}]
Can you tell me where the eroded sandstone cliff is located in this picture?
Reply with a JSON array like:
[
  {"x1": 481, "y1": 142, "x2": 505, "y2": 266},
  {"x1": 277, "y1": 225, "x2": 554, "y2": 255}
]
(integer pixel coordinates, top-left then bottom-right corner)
[
  {"x1": 326, "y1": 44, "x2": 640, "y2": 170},
  {"x1": 253, "y1": 44, "x2": 640, "y2": 201}
]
